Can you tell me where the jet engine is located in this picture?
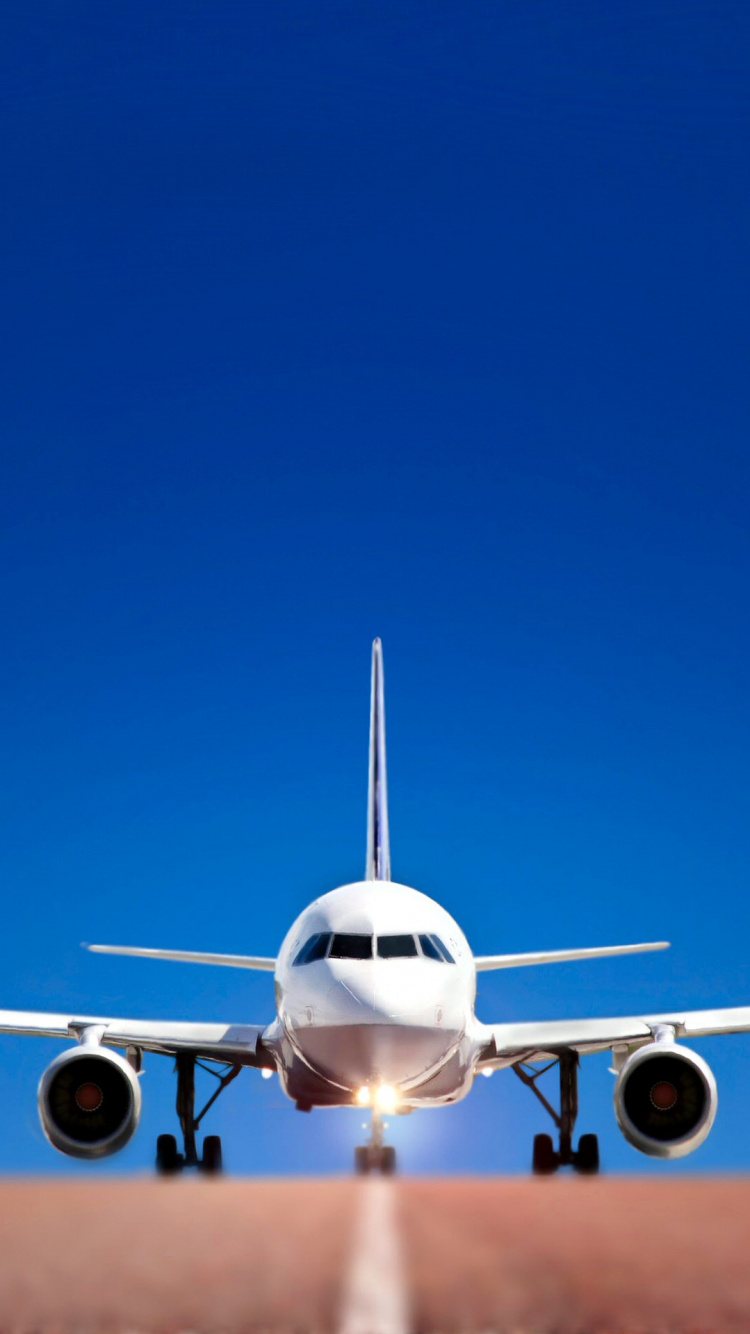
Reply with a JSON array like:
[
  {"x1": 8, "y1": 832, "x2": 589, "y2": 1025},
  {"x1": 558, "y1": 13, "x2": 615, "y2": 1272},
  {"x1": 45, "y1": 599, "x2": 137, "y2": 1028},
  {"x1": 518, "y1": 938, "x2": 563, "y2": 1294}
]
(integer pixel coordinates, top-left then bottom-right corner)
[
  {"x1": 614, "y1": 1039, "x2": 717, "y2": 1159},
  {"x1": 38, "y1": 1045, "x2": 142, "y2": 1159}
]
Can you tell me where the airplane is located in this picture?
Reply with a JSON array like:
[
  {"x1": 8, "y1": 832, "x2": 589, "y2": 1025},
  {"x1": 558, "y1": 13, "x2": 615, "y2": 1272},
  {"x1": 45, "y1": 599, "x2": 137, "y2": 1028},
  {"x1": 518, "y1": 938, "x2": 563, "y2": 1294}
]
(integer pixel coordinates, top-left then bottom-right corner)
[{"x1": 3, "y1": 638, "x2": 750, "y2": 1176}]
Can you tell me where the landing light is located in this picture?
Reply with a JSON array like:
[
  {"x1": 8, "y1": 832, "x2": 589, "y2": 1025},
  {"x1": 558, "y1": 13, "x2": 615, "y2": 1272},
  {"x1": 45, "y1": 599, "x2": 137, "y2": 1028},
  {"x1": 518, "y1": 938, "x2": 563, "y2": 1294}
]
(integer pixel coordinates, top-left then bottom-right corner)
[
  {"x1": 375, "y1": 1084, "x2": 398, "y2": 1113},
  {"x1": 261, "y1": 1068, "x2": 274, "y2": 1080},
  {"x1": 356, "y1": 1086, "x2": 371, "y2": 1106}
]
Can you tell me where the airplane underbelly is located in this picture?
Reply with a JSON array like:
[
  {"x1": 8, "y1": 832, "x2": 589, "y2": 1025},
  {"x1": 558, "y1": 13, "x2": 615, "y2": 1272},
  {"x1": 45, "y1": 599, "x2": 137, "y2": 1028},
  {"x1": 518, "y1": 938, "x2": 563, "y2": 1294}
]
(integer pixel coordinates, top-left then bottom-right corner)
[{"x1": 289, "y1": 1019, "x2": 460, "y2": 1092}]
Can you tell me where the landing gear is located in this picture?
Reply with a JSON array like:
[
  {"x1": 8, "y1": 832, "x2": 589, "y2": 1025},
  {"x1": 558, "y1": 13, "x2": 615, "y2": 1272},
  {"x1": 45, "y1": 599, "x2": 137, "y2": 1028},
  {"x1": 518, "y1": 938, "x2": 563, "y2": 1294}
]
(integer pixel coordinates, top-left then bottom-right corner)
[
  {"x1": 355, "y1": 1144, "x2": 397, "y2": 1175},
  {"x1": 576, "y1": 1132, "x2": 600, "y2": 1175},
  {"x1": 355, "y1": 1108, "x2": 397, "y2": 1175},
  {"x1": 156, "y1": 1053, "x2": 241, "y2": 1175},
  {"x1": 156, "y1": 1133, "x2": 180, "y2": 1175},
  {"x1": 201, "y1": 1134, "x2": 224, "y2": 1176},
  {"x1": 514, "y1": 1051, "x2": 600, "y2": 1176},
  {"x1": 532, "y1": 1132, "x2": 557, "y2": 1175}
]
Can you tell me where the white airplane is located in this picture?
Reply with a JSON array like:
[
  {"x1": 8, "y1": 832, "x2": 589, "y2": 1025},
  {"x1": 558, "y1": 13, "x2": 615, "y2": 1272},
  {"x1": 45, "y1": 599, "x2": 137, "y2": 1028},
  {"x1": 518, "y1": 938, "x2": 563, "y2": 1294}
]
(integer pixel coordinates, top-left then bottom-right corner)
[{"x1": 3, "y1": 640, "x2": 749, "y2": 1176}]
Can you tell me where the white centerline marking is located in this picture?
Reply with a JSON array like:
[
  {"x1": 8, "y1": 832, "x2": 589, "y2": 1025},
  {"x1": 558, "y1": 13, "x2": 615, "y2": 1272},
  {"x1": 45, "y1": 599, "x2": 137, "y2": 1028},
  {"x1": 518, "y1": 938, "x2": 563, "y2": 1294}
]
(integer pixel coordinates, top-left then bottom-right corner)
[{"x1": 339, "y1": 1179, "x2": 410, "y2": 1334}]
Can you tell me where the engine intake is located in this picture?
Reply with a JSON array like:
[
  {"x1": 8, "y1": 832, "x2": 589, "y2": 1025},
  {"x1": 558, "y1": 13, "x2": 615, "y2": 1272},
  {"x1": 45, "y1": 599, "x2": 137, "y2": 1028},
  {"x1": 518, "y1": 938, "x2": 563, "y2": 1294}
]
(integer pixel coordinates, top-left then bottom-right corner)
[
  {"x1": 38, "y1": 1046, "x2": 142, "y2": 1159},
  {"x1": 614, "y1": 1040, "x2": 717, "y2": 1159}
]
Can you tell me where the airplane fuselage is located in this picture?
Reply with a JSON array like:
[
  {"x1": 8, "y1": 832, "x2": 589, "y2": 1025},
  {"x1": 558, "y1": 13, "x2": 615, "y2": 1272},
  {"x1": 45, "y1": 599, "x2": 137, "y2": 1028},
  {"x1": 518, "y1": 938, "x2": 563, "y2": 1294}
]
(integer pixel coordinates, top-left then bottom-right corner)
[{"x1": 267, "y1": 880, "x2": 481, "y2": 1109}]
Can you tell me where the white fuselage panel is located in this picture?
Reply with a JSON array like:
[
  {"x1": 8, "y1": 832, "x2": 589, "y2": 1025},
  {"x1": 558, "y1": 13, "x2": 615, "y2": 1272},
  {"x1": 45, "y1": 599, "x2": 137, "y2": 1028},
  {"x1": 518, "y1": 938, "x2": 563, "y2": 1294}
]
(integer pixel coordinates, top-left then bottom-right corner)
[{"x1": 269, "y1": 881, "x2": 479, "y2": 1106}]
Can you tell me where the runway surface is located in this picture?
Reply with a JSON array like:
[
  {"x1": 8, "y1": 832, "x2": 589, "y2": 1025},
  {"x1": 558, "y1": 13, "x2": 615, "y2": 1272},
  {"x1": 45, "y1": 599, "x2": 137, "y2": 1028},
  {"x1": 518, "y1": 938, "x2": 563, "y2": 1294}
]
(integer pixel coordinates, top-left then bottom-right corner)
[{"x1": 0, "y1": 1177, "x2": 748, "y2": 1332}]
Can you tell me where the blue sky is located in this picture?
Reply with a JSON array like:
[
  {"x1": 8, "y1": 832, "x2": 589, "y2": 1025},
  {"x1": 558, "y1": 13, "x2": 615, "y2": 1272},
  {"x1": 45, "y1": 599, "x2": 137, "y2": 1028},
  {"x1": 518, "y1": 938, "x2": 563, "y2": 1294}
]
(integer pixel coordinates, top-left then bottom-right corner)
[{"x1": 1, "y1": 1, "x2": 749, "y2": 1174}]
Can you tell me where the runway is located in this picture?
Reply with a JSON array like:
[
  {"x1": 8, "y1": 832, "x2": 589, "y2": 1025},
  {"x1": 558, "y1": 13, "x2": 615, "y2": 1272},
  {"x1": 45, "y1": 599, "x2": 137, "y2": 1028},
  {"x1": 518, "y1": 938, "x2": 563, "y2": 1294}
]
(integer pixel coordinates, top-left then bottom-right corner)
[{"x1": 0, "y1": 1177, "x2": 748, "y2": 1332}]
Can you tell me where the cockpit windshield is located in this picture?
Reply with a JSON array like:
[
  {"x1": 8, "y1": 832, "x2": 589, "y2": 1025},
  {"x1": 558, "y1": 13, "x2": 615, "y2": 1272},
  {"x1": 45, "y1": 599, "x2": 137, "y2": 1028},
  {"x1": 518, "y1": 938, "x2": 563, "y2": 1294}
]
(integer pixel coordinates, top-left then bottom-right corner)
[
  {"x1": 377, "y1": 934, "x2": 418, "y2": 958},
  {"x1": 292, "y1": 932, "x2": 331, "y2": 965},
  {"x1": 419, "y1": 933, "x2": 455, "y2": 962},
  {"x1": 329, "y1": 933, "x2": 373, "y2": 960},
  {"x1": 292, "y1": 930, "x2": 455, "y2": 965}
]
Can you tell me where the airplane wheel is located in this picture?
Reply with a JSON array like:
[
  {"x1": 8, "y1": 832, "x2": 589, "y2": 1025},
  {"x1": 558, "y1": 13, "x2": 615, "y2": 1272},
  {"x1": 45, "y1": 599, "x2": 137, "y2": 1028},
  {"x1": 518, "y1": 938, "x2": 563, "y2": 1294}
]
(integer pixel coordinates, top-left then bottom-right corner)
[
  {"x1": 355, "y1": 1146, "x2": 371, "y2": 1175},
  {"x1": 532, "y1": 1133, "x2": 558, "y2": 1175},
  {"x1": 380, "y1": 1146, "x2": 397, "y2": 1176},
  {"x1": 575, "y1": 1133, "x2": 600, "y2": 1175},
  {"x1": 156, "y1": 1133, "x2": 181, "y2": 1175},
  {"x1": 201, "y1": 1135, "x2": 223, "y2": 1175}
]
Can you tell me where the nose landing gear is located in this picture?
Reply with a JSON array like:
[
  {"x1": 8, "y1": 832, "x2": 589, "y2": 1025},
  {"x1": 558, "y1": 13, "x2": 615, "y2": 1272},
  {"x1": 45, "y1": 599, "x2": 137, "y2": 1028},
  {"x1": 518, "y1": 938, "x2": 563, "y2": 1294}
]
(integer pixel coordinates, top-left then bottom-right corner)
[{"x1": 355, "y1": 1107, "x2": 397, "y2": 1175}]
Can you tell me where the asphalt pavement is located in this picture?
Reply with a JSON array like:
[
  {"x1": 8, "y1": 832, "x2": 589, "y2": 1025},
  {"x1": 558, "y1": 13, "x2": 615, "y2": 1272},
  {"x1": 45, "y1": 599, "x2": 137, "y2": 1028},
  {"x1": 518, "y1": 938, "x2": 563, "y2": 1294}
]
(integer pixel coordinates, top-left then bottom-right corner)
[{"x1": 0, "y1": 1176, "x2": 747, "y2": 1332}]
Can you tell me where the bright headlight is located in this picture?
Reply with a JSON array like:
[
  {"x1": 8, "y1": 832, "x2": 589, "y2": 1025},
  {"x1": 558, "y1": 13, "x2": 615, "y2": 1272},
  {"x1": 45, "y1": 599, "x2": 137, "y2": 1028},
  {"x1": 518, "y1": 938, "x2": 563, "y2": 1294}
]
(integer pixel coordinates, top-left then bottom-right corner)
[{"x1": 375, "y1": 1084, "x2": 398, "y2": 1113}]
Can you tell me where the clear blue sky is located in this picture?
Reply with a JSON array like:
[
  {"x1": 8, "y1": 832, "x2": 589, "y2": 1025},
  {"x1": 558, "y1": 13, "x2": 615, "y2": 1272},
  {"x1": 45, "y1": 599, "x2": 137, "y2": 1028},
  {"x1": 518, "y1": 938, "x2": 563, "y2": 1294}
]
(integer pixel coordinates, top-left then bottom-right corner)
[{"x1": 1, "y1": 1, "x2": 749, "y2": 1174}]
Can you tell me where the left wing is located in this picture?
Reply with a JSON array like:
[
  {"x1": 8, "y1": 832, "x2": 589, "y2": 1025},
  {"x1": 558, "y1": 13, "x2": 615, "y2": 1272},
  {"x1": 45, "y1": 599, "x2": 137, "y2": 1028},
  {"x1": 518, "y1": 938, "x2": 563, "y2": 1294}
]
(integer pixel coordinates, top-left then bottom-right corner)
[
  {"x1": 479, "y1": 1006, "x2": 750, "y2": 1068},
  {"x1": 0, "y1": 1009, "x2": 273, "y2": 1067},
  {"x1": 474, "y1": 941, "x2": 669, "y2": 971}
]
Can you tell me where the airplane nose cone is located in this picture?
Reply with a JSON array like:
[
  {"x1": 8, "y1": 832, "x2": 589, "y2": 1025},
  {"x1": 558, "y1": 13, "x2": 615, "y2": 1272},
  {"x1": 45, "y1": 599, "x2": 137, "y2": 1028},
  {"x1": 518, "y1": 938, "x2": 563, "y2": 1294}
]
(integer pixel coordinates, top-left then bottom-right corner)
[
  {"x1": 294, "y1": 1020, "x2": 452, "y2": 1088},
  {"x1": 343, "y1": 1025, "x2": 427, "y2": 1085},
  {"x1": 287, "y1": 958, "x2": 461, "y2": 1091},
  {"x1": 373, "y1": 966, "x2": 449, "y2": 1022},
  {"x1": 325, "y1": 969, "x2": 376, "y2": 1017}
]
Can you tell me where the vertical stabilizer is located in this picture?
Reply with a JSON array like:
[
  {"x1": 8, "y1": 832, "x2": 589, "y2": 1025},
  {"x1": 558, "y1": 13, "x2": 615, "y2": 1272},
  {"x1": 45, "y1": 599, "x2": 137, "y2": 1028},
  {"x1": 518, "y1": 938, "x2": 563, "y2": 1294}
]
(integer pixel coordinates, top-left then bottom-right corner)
[{"x1": 366, "y1": 638, "x2": 391, "y2": 881}]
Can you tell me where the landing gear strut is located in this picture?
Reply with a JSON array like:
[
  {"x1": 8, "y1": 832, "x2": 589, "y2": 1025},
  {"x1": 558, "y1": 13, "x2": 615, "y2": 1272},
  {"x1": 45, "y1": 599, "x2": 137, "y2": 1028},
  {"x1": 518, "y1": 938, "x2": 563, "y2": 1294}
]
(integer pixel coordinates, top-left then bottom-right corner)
[
  {"x1": 156, "y1": 1053, "x2": 241, "y2": 1175},
  {"x1": 355, "y1": 1106, "x2": 396, "y2": 1175},
  {"x1": 513, "y1": 1051, "x2": 600, "y2": 1175}
]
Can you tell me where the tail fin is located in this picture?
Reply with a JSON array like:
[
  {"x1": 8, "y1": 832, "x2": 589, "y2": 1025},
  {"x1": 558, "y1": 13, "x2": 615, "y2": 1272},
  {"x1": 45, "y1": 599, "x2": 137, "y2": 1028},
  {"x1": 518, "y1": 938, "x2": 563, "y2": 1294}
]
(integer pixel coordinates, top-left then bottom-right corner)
[{"x1": 366, "y1": 638, "x2": 391, "y2": 881}]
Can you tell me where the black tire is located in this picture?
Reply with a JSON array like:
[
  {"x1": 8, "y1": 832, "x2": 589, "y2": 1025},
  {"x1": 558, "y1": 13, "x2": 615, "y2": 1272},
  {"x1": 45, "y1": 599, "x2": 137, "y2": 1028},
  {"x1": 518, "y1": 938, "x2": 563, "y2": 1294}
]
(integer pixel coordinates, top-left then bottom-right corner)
[
  {"x1": 575, "y1": 1133, "x2": 600, "y2": 1175},
  {"x1": 201, "y1": 1135, "x2": 223, "y2": 1175},
  {"x1": 156, "y1": 1133, "x2": 181, "y2": 1176},
  {"x1": 380, "y1": 1146, "x2": 397, "y2": 1176},
  {"x1": 532, "y1": 1133, "x2": 558, "y2": 1176},
  {"x1": 354, "y1": 1146, "x2": 370, "y2": 1175}
]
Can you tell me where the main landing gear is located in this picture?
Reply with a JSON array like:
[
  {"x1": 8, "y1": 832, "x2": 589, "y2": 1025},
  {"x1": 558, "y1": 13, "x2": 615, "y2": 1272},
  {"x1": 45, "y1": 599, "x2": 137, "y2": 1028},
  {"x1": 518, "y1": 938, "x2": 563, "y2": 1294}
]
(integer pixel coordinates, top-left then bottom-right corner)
[
  {"x1": 513, "y1": 1050, "x2": 600, "y2": 1176},
  {"x1": 156, "y1": 1053, "x2": 241, "y2": 1176},
  {"x1": 355, "y1": 1107, "x2": 397, "y2": 1175}
]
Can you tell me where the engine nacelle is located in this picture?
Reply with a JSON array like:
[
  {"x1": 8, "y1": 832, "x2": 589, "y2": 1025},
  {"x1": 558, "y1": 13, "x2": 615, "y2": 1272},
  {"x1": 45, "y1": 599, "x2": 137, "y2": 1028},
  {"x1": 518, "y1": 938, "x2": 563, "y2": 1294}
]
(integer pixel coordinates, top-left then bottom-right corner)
[
  {"x1": 614, "y1": 1039, "x2": 717, "y2": 1159},
  {"x1": 38, "y1": 1045, "x2": 142, "y2": 1159}
]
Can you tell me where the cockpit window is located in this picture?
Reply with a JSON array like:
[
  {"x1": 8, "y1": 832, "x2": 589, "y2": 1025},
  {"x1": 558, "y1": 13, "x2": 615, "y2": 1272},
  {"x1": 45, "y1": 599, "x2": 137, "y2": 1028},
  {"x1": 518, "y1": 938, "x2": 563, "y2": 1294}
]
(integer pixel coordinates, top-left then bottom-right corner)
[
  {"x1": 293, "y1": 932, "x2": 332, "y2": 965},
  {"x1": 419, "y1": 933, "x2": 455, "y2": 963},
  {"x1": 377, "y1": 934, "x2": 418, "y2": 958},
  {"x1": 436, "y1": 936, "x2": 455, "y2": 962},
  {"x1": 293, "y1": 930, "x2": 454, "y2": 965},
  {"x1": 329, "y1": 933, "x2": 373, "y2": 960},
  {"x1": 418, "y1": 933, "x2": 443, "y2": 961}
]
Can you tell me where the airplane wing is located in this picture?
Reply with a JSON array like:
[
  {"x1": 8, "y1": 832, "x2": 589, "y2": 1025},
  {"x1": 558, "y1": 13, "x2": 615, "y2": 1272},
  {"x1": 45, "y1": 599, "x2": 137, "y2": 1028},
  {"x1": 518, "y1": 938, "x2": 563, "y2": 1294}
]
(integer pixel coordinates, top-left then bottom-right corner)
[
  {"x1": 0, "y1": 1009, "x2": 273, "y2": 1067},
  {"x1": 479, "y1": 1006, "x2": 750, "y2": 1067},
  {"x1": 85, "y1": 944, "x2": 276, "y2": 971},
  {"x1": 474, "y1": 941, "x2": 669, "y2": 971}
]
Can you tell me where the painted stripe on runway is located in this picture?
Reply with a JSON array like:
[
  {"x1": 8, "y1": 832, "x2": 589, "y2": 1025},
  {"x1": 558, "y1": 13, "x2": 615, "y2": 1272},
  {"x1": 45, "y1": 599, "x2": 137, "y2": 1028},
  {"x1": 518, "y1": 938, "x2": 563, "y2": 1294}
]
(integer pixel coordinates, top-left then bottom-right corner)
[{"x1": 339, "y1": 1180, "x2": 410, "y2": 1334}]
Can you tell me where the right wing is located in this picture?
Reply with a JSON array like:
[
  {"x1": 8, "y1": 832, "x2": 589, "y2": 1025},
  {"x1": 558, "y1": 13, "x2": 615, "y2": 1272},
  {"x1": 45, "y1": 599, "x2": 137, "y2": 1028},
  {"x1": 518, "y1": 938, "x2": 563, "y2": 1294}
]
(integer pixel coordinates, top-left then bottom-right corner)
[
  {"x1": 85, "y1": 944, "x2": 276, "y2": 971},
  {"x1": 0, "y1": 1009, "x2": 273, "y2": 1067},
  {"x1": 479, "y1": 1006, "x2": 750, "y2": 1068}
]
